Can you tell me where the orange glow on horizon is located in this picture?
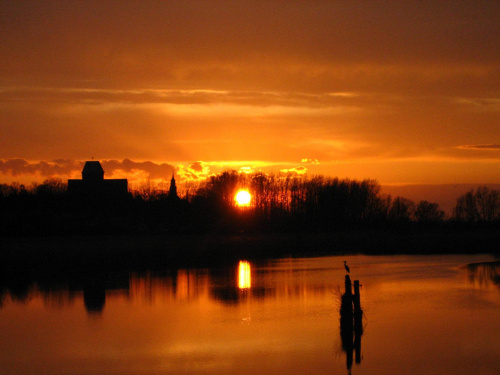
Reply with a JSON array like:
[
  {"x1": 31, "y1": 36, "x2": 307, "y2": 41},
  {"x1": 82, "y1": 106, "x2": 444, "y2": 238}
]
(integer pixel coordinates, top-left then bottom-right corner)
[
  {"x1": 238, "y1": 261, "x2": 251, "y2": 289},
  {"x1": 1, "y1": 3, "x2": 499, "y2": 192}
]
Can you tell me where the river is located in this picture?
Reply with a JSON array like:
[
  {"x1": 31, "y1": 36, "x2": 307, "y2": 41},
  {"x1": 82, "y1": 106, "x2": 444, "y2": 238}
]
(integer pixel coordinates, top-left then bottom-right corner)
[{"x1": 1, "y1": 254, "x2": 498, "y2": 374}]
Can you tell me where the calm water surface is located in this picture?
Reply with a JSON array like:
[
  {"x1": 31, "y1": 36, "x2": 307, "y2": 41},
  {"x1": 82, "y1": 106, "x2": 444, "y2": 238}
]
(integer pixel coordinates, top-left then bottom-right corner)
[{"x1": 1, "y1": 254, "x2": 499, "y2": 375}]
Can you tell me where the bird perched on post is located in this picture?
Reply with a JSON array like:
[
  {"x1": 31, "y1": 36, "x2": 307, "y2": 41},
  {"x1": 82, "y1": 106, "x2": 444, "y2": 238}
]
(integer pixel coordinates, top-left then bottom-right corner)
[{"x1": 344, "y1": 261, "x2": 350, "y2": 273}]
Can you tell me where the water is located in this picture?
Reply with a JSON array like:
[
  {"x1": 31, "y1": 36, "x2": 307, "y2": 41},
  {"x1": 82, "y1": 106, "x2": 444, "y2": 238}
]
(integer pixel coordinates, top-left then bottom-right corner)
[{"x1": 1, "y1": 254, "x2": 498, "y2": 375}]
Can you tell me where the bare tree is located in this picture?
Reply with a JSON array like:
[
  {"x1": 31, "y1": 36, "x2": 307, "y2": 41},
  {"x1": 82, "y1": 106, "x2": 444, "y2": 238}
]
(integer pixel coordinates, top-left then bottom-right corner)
[
  {"x1": 474, "y1": 186, "x2": 500, "y2": 222},
  {"x1": 388, "y1": 196, "x2": 415, "y2": 222},
  {"x1": 35, "y1": 178, "x2": 67, "y2": 196},
  {"x1": 453, "y1": 187, "x2": 500, "y2": 223},
  {"x1": 415, "y1": 200, "x2": 445, "y2": 223}
]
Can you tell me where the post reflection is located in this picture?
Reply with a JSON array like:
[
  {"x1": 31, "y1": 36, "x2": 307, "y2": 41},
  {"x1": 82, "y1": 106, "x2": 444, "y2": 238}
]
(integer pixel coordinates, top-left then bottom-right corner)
[
  {"x1": 238, "y1": 260, "x2": 251, "y2": 289},
  {"x1": 83, "y1": 278, "x2": 106, "y2": 314},
  {"x1": 466, "y1": 261, "x2": 499, "y2": 287},
  {"x1": 340, "y1": 275, "x2": 364, "y2": 374}
]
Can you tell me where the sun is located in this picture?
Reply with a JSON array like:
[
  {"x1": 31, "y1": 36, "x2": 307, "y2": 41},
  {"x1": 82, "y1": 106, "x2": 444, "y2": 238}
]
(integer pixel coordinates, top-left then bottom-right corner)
[{"x1": 235, "y1": 190, "x2": 251, "y2": 206}]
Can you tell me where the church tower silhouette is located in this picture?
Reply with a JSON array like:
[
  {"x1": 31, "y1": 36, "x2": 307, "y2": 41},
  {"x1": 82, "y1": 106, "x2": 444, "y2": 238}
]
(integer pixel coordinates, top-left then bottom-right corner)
[{"x1": 169, "y1": 173, "x2": 179, "y2": 199}]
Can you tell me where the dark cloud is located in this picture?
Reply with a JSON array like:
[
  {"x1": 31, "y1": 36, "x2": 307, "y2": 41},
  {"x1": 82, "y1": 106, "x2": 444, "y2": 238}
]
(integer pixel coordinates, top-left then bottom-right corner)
[
  {"x1": 2, "y1": 1, "x2": 499, "y2": 93},
  {"x1": 0, "y1": 87, "x2": 362, "y2": 110},
  {"x1": 101, "y1": 159, "x2": 175, "y2": 180},
  {"x1": 0, "y1": 159, "x2": 82, "y2": 177},
  {"x1": 0, "y1": 158, "x2": 175, "y2": 181},
  {"x1": 189, "y1": 162, "x2": 204, "y2": 172}
]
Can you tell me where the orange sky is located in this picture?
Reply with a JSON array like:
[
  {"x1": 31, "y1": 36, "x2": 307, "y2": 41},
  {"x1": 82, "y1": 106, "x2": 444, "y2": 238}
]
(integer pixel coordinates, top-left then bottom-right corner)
[{"x1": 1, "y1": 1, "x2": 499, "y2": 192}]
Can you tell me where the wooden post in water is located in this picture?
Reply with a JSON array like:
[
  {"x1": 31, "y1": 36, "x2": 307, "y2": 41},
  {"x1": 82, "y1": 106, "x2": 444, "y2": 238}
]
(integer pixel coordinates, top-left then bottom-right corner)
[
  {"x1": 341, "y1": 275, "x2": 354, "y2": 328},
  {"x1": 345, "y1": 275, "x2": 352, "y2": 297}
]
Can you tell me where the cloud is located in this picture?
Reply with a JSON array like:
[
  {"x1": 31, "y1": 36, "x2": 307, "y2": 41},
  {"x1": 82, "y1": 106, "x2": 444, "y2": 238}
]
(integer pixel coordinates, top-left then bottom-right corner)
[
  {"x1": 457, "y1": 144, "x2": 500, "y2": 150},
  {"x1": 3, "y1": 2, "x2": 499, "y2": 98},
  {"x1": 0, "y1": 159, "x2": 82, "y2": 178},
  {"x1": 176, "y1": 161, "x2": 212, "y2": 181},
  {"x1": 0, "y1": 87, "x2": 362, "y2": 120},
  {"x1": 279, "y1": 166, "x2": 308, "y2": 175},
  {"x1": 456, "y1": 98, "x2": 500, "y2": 109},
  {"x1": 301, "y1": 158, "x2": 320, "y2": 164},
  {"x1": 101, "y1": 159, "x2": 175, "y2": 180},
  {"x1": 239, "y1": 166, "x2": 255, "y2": 174},
  {"x1": 189, "y1": 161, "x2": 204, "y2": 172},
  {"x1": 0, "y1": 158, "x2": 176, "y2": 182},
  {"x1": 0, "y1": 158, "x2": 307, "y2": 184}
]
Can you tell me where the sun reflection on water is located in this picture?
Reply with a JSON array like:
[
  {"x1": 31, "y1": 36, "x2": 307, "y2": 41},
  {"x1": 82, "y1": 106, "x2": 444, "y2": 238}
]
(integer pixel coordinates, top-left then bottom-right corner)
[{"x1": 238, "y1": 261, "x2": 251, "y2": 289}]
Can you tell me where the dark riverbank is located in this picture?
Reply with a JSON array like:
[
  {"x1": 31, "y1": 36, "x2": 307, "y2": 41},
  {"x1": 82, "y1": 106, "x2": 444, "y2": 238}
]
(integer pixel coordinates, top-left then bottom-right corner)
[{"x1": 2, "y1": 228, "x2": 499, "y2": 276}]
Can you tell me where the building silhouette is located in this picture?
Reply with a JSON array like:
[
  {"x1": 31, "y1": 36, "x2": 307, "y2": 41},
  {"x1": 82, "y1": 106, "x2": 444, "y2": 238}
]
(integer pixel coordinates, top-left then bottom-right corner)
[{"x1": 68, "y1": 161, "x2": 128, "y2": 198}]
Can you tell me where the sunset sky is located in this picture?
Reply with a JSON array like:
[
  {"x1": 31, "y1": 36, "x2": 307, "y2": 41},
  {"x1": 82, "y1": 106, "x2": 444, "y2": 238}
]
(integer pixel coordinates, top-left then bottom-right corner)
[{"x1": 1, "y1": 1, "x2": 499, "y2": 197}]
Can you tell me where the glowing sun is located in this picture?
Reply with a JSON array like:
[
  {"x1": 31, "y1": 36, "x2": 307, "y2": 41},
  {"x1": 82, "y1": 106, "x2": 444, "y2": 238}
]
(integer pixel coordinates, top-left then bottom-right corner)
[{"x1": 235, "y1": 190, "x2": 251, "y2": 206}]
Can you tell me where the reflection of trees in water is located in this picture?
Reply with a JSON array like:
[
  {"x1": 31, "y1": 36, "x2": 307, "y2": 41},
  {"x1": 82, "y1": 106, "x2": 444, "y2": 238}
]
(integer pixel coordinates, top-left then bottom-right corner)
[
  {"x1": 0, "y1": 271, "x2": 129, "y2": 314},
  {"x1": 0, "y1": 288, "x2": 5, "y2": 308},
  {"x1": 0, "y1": 278, "x2": 33, "y2": 306},
  {"x1": 1, "y1": 261, "x2": 339, "y2": 314},
  {"x1": 467, "y1": 261, "x2": 499, "y2": 287}
]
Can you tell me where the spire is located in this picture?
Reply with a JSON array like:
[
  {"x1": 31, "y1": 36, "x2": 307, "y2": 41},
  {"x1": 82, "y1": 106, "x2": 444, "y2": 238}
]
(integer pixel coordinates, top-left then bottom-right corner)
[{"x1": 169, "y1": 172, "x2": 178, "y2": 199}]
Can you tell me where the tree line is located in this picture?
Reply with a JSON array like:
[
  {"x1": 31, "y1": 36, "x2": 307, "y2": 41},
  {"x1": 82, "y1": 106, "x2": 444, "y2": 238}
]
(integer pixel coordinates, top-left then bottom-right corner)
[
  {"x1": 193, "y1": 171, "x2": 499, "y2": 228},
  {"x1": 1, "y1": 173, "x2": 499, "y2": 235}
]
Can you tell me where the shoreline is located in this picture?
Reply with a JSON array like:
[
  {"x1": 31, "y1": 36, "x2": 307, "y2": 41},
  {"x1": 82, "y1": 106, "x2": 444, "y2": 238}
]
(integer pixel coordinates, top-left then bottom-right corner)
[{"x1": 1, "y1": 228, "x2": 499, "y2": 275}]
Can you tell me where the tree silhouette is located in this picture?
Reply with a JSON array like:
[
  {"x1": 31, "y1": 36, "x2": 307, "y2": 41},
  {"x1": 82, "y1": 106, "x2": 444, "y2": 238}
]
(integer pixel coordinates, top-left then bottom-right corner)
[
  {"x1": 415, "y1": 200, "x2": 445, "y2": 224},
  {"x1": 475, "y1": 186, "x2": 500, "y2": 222},
  {"x1": 454, "y1": 190, "x2": 479, "y2": 222},
  {"x1": 454, "y1": 186, "x2": 500, "y2": 223},
  {"x1": 388, "y1": 196, "x2": 415, "y2": 222},
  {"x1": 1, "y1": 174, "x2": 499, "y2": 236}
]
